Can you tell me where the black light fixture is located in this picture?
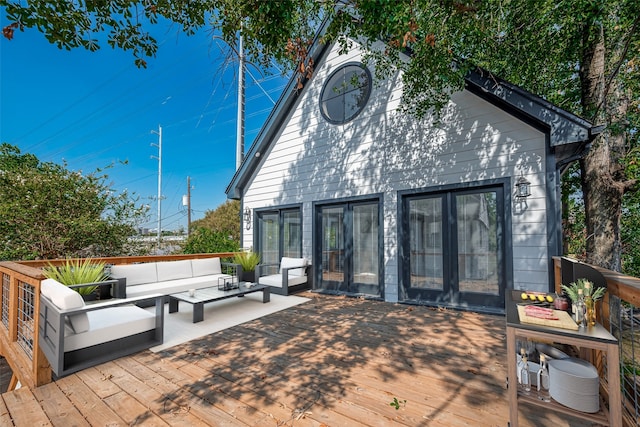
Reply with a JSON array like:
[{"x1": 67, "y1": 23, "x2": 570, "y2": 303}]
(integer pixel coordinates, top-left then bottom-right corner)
[
  {"x1": 243, "y1": 207, "x2": 252, "y2": 230},
  {"x1": 515, "y1": 172, "x2": 531, "y2": 200}
]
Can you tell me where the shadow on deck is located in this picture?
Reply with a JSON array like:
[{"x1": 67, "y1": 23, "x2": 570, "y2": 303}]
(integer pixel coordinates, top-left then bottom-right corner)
[{"x1": 1, "y1": 293, "x2": 590, "y2": 426}]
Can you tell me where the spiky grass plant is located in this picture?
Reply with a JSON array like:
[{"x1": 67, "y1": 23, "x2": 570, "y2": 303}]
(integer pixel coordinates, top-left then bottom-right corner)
[
  {"x1": 233, "y1": 251, "x2": 261, "y2": 272},
  {"x1": 561, "y1": 278, "x2": 606, "y2": 303},
  {"x1": 43, "y1": 258, "x2": 107, "y2": 295}
]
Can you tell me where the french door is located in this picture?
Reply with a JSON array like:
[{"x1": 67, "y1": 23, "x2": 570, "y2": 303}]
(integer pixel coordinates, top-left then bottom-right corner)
[
  {"x1": 401, "y1": 186, "x2": 506, "y2": 310},
  {"x1": 315, "y1": 199, "x2": 382, "y2": 297},
  {"x1": 256, "y1": 208, "x2": 301, "y2": 265}
]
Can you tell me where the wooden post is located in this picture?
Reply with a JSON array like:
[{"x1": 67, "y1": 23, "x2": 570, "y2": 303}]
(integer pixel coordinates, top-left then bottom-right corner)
[
  {"x1": 8, "y1": 274, "x2": 18, "y2": 342},
  {"x1": 0, "y1": 263, "x2": 51, "y2": 389},
  {"x1": 553, "y1": 256, "x2": 562, "y2": 293}
]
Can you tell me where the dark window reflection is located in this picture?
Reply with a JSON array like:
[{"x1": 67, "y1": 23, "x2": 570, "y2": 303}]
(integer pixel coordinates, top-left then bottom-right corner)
[{"x1": 320, "y1": 63, "x2": 371, "y2": 124}]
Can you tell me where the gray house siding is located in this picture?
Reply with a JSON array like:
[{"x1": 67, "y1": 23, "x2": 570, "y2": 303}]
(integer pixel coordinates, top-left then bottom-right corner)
[
  {"x1": 242, "y1": 41, "x2": 544, "y2": 299},
  {"x1": 228, "y1": 36, "x2": 595, "y2": 311}
]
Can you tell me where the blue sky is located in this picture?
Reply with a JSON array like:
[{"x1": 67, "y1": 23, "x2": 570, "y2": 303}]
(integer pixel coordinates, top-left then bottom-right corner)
[{"x1": 0, "y1": 16, "x2": 289, "y2": 232}]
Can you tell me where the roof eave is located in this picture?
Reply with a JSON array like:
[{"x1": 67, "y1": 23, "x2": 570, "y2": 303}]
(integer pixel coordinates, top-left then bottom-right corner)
[{"x1": 464, "y1": 68, "x2": 594, "y2": 147}]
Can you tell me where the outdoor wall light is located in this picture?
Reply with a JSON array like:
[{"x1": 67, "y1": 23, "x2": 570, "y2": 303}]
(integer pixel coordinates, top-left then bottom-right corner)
[
  {"x1": 244, "y1": 207, "x2": 252, "y2": 230},
  {"x1": 515, "y1": 172, "x2": 531, "y2": 200}
]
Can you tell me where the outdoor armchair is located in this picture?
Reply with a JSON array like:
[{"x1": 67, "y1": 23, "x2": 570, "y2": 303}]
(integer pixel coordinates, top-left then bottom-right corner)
[{"x1": 257, "y1": 257, "x2": 309, "y2": 296}]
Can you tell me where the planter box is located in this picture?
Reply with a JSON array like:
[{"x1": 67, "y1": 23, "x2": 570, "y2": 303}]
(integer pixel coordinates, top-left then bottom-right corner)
[{"x1": 241, "y1": 271, "x2": 255, "y2": 283}]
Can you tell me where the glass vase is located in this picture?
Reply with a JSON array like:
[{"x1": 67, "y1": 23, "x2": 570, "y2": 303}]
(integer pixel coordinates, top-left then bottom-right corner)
[{"x1": 585, "y1": 296, "x2": 597, "y2": 326}]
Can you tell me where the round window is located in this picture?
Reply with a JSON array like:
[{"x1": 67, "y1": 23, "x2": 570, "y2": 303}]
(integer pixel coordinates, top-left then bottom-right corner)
[{"x1": 319, "y1": 63, "x2": 372, "y2": 124}]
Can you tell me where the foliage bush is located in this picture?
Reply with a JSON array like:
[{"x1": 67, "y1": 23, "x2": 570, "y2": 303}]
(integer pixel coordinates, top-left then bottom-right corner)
[
  {"x1": 190, "y1": 200, "x2": 240, "y2": 244},
  {"x1": 621, "y1": 190, "x2": 640, "y2": 277},
  {"x1": 0, "y1": 144, "x2": 148, "y2": 260},
  {"x1": 183, "y1": 228, "x2": 239, "y2": 254}
]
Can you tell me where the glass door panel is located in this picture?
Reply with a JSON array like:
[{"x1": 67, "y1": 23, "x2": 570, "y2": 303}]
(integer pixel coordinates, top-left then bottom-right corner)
[
  {"x1": 259, "y1": 213, "x2": 279, "y2": 265},
  {"x1": 352, "y1": 203, "x2": 379, "y2": 289},
  {"x1": 283, "y1": 211, "x2": 301, "y2": 258},
  {"x1": 456, "y1": 192, "x2": 499, "y2": 296},
  {"x1": 321, "y1": 206, "x2": 345, "y2": 289},
  {"x1": 409, "y1": 198, "x2": 443, "y2": 291}
]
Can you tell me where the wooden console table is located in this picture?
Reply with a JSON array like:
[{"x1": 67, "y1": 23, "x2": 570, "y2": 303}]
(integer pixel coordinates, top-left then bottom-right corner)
[{"x1": 506, "y1": 290, "x2": 621, "y2": 426}]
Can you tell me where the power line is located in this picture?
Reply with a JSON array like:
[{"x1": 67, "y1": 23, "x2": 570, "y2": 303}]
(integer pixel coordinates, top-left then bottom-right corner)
[{"x1": 22, "y1": 36, "x2": 213, "y2": 155}]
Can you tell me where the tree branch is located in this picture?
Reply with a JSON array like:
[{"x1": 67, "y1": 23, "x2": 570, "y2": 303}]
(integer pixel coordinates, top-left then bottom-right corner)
[{"x1": 592, "y1": 13, "x2": 640, "y2": 120}]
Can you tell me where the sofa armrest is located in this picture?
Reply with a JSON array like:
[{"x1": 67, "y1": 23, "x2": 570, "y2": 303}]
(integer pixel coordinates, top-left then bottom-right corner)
[
  {"x1": 58, "y1": 293, "x2": 164, "y2": 315},
  {"x1": 107, "y1": 276, "x2": 128, "y2": 298},
  {"x1": 68, "y1": 279, "x2": 126, "y2": 299},
  {"x1": 281, "y1": 265, "x2": 308, "y2": 274},
  {"x1": 280, "y1": 265, "x2": 308, "y2": 291}
]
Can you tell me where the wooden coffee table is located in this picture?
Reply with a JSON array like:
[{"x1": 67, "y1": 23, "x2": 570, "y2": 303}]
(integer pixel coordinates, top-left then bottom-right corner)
[{"x1": 168, "y1": 283, "x2": 270, "y2": 323}]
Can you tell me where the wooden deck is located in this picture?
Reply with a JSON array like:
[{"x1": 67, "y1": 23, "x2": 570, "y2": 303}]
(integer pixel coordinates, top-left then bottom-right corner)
[{"x1": 0, "y1": 293, "x2": 590, "y2": 426}]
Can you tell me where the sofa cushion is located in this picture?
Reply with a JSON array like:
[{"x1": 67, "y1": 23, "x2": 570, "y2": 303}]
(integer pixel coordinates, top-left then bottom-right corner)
[
  {"x1": 41, "y1": 279, "x2": 83, "y2": 310},
  {"x1": 40, "y1": 278, "x2": 89, "y2": 333},
  {"x1": 280, "y1": 257, "x2": 307, "y2": 276},
  {"x1": 124, "y1": 274, "x2": 227, "y2": 298},
  {"x1": 259, "y1": 274, "x2": 308, "y2": 288},
  {"x1": 156, "y1": 259, "x2": 193, "y2": 282},
  {"x1": 110, "y1": 263, "x2": 158, "y2": 286},
  {"x1": 64, "y1": 305, "x2": 156, "y2": 352},
  {"x1": 191, "y1": 258, "x2": 222, "y2": 276},
  {"x1": 68, "y1": 313, "x2": 90, "y2": 335}
]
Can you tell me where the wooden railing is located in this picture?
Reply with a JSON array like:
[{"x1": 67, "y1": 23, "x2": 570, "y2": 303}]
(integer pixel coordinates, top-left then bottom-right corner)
[
  {"x1": 0, "y1": 253, "x2": 236, "y2": 390},
  {"x1": 16, "y1": 252, "x2": 237, "y2": 269},
  {"x1": 2, "y1": 253, "x2": 638, "y2": 423},
  {"x1": 553, "y1": 256, "x2": 640, "y2": 426}
]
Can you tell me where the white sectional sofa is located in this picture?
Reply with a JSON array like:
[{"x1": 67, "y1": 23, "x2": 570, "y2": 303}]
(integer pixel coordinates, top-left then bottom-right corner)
[
  {"x1": 39, "y1": 278, "x2": 164, "y2": 378},
  {"x1": 109, "y1": 257, "x2": 238, "y2": 298}
]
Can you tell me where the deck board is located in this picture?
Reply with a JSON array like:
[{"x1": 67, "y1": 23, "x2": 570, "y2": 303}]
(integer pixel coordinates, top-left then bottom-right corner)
[
  {"x1": 1, "y1": 292, "x2": 593, "y2": 426},
  {"x1": 54, "y1": 374, "x2": 127, "y2": 425},
  {"x1": 31, "y1": 380, "x2": 90, "y2": 426},
  {"x1": 2, "y1": 387, "x2": 52, "y2": 426}
]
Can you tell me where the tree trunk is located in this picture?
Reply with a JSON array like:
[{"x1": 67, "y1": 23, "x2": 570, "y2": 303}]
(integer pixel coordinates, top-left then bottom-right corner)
[
  {"x1": 581, "y1": 144, "x2": 623, "y2": 271},
  {"x1": 579, "y1": 22, "x2": 627, "y2": 272}
]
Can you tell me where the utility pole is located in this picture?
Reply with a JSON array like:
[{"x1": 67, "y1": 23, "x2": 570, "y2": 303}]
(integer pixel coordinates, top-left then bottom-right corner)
[
  {"x1": 151, "y1": 125, "x2": 163, "y2": 252},
  {"x1": 236, "y1": 30, "x2": 245, "y2": 171},
  {"x1": 183, "y1": 176, "x2": 192, "y2": 237}
]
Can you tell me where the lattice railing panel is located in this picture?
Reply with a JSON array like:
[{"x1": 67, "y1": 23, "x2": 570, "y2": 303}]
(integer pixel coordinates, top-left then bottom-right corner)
[
  {"x1": 2, "y1": 272, "x2": 9, "y2": 328},
  {"x1": 16, "y1": 280, "x2": 35, "y2": 360},
  {"x1": 610, "y1": 294, "x2": 639, "y2": 424}
]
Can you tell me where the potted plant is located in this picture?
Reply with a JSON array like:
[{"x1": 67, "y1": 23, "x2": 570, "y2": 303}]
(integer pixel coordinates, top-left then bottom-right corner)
[
  {"x1": 561, "y1": 278, "x2": 606, "y2": 326},
  {"x1": 43, "y1": 258, "x2": 109, "y2": 301},
  {"x1": 233, "y1": 251, "x2": 261, "y2": 283}
]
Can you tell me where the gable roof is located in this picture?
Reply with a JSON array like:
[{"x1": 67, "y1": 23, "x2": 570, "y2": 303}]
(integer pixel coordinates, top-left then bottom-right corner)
[{"x1": 226, "y1": 27, "x2": 597, "y2": 200}]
